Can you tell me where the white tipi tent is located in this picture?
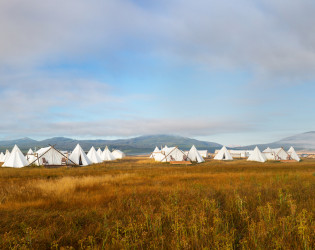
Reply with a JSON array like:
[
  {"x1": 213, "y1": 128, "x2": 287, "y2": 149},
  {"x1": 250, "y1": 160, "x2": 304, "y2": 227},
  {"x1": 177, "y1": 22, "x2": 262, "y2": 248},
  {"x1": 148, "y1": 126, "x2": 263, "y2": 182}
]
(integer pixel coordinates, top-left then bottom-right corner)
[
  {"x1": 2, "y1": 150, "x2": 11, "y2": 163},
  {"x1": 150, "y1": 146, "x2": 160, "y2": 159},
  {"x1": 103, "y1": 146, "x2": 116, "y2": 161},
  {"x1": 2, "y1": 145, "x2": 29, "y2": 168},
  {"x1": 27, "y1": 148, "x2": 34, "y2": 155},
  {"x1": 69, "y1": 144, "x2": 92, "y2": 166},
  {"x1": 214, "y1": 146, "x2": 233, "y2": 160},
  {"x1": 187, "y1": 145, "x2": 205, "y2": 163},
  {"x1": 87, "y1": 146, "x2": 102, "y2": 164},
  {"x1": 287, "y1": 147, "x2": 301, "y2": 162},
  {"x1": 247, "y1": 146, "x2": 266, "y2": 163},
  {"x1": 96, "y1": 148, "x2": 103, "y2": 159},
  {"x1": 0, "y1": 152, "x2": 5, "y2": 162},
  {"x1": 112, "y1": 149, "x2": 126, "y2": 159}
]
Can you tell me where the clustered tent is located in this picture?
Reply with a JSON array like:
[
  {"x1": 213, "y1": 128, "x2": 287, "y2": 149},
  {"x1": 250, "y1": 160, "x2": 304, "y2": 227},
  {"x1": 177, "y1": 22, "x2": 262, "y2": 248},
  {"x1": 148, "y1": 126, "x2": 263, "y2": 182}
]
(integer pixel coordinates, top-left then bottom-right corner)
[
  {"x1": 287, "y1": 147, "x2": 301, "y2": 162},
  {"x1": 150, "y1": 146, "x2": 160, "y2": 159},
  {"x1": 87, "y1": 146, "x2": 102, "y2": 164},
  {"x1": 2, "y1": 145, "x2": 29, "y2": 168},
  {"x1": 102, "y1": 146, "x2": 116, "y2": 161},
  {"x1": 247, "y1": 146, "x2": 266, "y2": 163},
  {"x1": 161, "y1": 147, "x2": 190, "y2": 162},
  {"x1": 0, "y1": 152, "x2": 5, "y2": 162},
  {"x1": 228, "y1": 150, "x2": 253, "y2": 158},
  {"x1": 112, "y1": 149, "x2": 126, "y2": 159},
  {"x1": 96, "y1": 148, "x2": 103, "y2": 159},
  {"x1": 3, "y1": 150, "x2": 11, "y2": 163},
  {"x1": 69, "y1": 144, "x2": 92, "y2": 166},
  {"x1": 198, "y1": 150, "x2": 208, "y2": 158},
  {"x1": 187, "y1": 145, "x2": 205, "y2": 163},
  {"x1": 263, "y1": 147, "x2": 289, "y2": 160},
  {"x1": 214, "y1": 146, "x2": 233, "y2": 160},
  {"x1": 29, "y1": 146, "x2": 75, "y2": 166}
]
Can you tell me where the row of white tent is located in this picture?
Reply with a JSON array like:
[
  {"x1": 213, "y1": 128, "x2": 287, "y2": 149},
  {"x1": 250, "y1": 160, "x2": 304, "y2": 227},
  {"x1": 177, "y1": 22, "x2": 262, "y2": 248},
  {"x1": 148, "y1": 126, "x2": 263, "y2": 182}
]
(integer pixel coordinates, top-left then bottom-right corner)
[
  {"x1": 0, "y1": 144, "x2": 126, "y2": 168},
  {"x1": 213, "y1": 146, "x2": 300, "y2": 162},
  {"x1": 150, "y1": 145, "x2": 205, "y2": 163},
  {"x1": 150, "y1": 145, "x2": 300, "y2": 164}
]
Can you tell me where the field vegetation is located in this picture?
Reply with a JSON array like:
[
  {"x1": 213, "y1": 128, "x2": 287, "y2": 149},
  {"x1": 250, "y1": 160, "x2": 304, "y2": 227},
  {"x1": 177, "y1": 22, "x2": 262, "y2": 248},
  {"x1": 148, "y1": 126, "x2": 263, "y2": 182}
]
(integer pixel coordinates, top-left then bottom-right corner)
[{"x1": 0, "y1": 157, "x2": 314, "y2": 249}]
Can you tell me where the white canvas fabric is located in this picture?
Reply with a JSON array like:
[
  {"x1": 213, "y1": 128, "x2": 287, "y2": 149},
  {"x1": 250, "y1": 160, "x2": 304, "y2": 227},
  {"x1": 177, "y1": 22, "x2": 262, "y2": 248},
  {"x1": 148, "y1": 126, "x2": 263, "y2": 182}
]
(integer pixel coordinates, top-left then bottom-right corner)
[
  {"x1": 27, "y1": 148, "x2": 34, "y2": 155},
  {"x1": 112, "y1": 150, "x2": 126, "y2": 159},
  {"x1": 2, "y1": 145, "x2": 29, "y2": 168},
  {"x1": 96, "y1": 148, "x2": 103, "y2": 159},
  {"x1": 161, "y1": 147, "x2": 190, "y2": 162},
  {"x1": 153, "y1": 152, "x2": 165, "y2": 162},
  {"x1": 187, "y1": 145, "x2": 205, "y2": 163},
  {"x1": 287, "y1": 147, "x2": 301, "y2": 162},
  {"x1": 3, "y1": 150, "x2": 11, "y2": 163},
  {"x1": 247, "y1": 146, "x2": 266, "y2": 162},
  {"x1": 229, "y1": 150, "x2": 253, "y2": 158},
  {"x1": 198, "y1": 150, "x2": 208, "y2": 158},
  {"x1": 69, "y1": 144, "x2": 92, "y2": 166},
  {"x1": 0, "y1": 152, "x2": 5, "y2": 162},
  {"x1": 150, "y1": 146, "x2": 160, "y2": 158},
  {"x1": 87, "y1": 146, "x2": 102, "y2": 164},
  {"x1": 29, "y1": 146, "x2": 73, "y2": 166},
  {"x1": 214, "y1": 146, "x2": 233, "y2": 160},
  {"x1": 103, "y1": 146, "x2": 116, "y2": 161},
  {"x1": 263, "y1": 148, "x2": 289, "y2": 160}
]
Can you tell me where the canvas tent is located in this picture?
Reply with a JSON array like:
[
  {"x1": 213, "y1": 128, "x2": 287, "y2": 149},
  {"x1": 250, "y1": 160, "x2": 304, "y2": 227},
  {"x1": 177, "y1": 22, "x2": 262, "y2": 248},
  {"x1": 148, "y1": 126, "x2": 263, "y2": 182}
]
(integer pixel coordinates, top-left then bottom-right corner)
[
  {"x1": 0, "y1": 152, "x2": 5, "y2": 162},
  {"x1": 187, "y1": 145, "x2": 205, "y2": 163},
  {"x1": 102, "y1": 146, "x2": 116, "y2": 161},
  {"x1": 27, "y1": 148, "x2": 34, "y2": 155},
  {"x1": 247, "y1": 146, "x2": 266, "y2": 163},
  {"x1": 150, "y1": 146, "x2": 160, "y2": 159},
  {"x1": 29, "y1": 146, "x2": 74, "y2": 166},
  {"x1": 263, "y1": 148, "x2": 289, "y2": 160},
  {"x1": 112, "y1": 149, "x2": 126, "y2": 159},
  {"x1": 96, "y1": 148, "x2": 103, "y2": 159},
  {"x1": 2, "y1": 150, "x2": 11, "y2": 163},
  {"x1": 160, "y1": 147, "x2": 190, "y2": 162},
  {"x1": 214, "y1": 146, "x2": 233, "y2": 160},
  {"x1": 287, "y1": 147, "x2": 301, "y2": 162},
  {"x1": 198, "y1": 150, "x2": 208, "y2": 158},
  {"x1": 69, "y1": 144, "x2": 92, "y2": 166},
  {"x1": 87, "y1": 146, "x2": 102, "y2": 164},
  {"x1": 2, "y1": 145, "x2": 29, "y2": 168},
  {"x1": 228, "y1": 150, "x2": 252, "y2": 158}
]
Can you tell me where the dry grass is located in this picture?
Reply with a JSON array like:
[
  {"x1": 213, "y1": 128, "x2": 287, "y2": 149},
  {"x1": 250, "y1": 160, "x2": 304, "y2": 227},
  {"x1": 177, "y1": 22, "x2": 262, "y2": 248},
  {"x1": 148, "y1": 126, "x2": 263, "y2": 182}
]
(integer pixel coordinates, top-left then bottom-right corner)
[{"x1": 0, "y1": 157, "x2": 314, "y2": 249}]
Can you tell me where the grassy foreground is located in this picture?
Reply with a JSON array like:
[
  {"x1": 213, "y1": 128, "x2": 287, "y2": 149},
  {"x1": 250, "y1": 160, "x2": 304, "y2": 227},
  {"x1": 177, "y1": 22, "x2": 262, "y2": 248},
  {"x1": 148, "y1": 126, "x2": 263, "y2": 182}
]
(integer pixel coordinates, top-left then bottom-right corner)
[{"x1": 0, "y1": 157, "x2": 314, "y2": 249}]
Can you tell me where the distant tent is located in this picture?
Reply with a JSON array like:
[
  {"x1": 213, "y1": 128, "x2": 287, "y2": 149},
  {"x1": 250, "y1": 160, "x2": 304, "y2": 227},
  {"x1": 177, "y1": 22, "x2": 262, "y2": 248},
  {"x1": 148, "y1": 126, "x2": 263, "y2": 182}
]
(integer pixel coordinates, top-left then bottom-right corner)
[
  {"x1": 150, "y1": 146, "x2": 160, "y2": 159},
  {"x1": 214, "y1": 146, "x2": 233, "y2": 160},
  {"x1": 87, "y1": 146, "x2": 102, "y2": 164},
  {"x1": 198, "y1": 150, "x2": 208, "y2": 158},
  {"x1": 161, "y1": 147, "x2": 190, "y2": 162},
  {"x1": 187, "y1": 145, "x2": 205, "y2": 163},
  {"x1": 96, "y1": 148, "x2": 103, "y2": 159},
  {"x1": 2, "y1": 145, "x2": 29, "y2": 168},
  {"x1": 0, "y1": 152, "x2": 5, "y2": 162},
  {"x1": 287, "y1": 147, "x2": 301, "y2": 162},
  {"x1": 2, "y1": 150, "x2": 11, "y2": 163},
  {"x1": 69, "y1": 144, "x2": 92, "y2": 166},
  {"x1": 103, "y1": 146, "x2": 116, "y2": 161},
  {"x1": 247, "y1": 146, "x2": 266, "y2": 163},
  {"x1": 29, "y1": 146, "x2": 74, "y2": 166},
  {"x1": 27, "y1": 148, "x2": 34, "y2": 155},
  {"x1": 112, "y1": 149, "x2": 126, "y2": 159},
  {"x1": 263, "y1": 148, "x2": 289, "y2": 160}
]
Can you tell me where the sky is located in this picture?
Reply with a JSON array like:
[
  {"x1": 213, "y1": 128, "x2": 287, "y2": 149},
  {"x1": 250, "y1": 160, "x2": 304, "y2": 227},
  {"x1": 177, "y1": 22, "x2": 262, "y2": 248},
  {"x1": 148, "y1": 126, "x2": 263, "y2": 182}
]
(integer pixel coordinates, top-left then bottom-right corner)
[{"x1": 0, "y1": 0, "x2": 315, "y2": 145}]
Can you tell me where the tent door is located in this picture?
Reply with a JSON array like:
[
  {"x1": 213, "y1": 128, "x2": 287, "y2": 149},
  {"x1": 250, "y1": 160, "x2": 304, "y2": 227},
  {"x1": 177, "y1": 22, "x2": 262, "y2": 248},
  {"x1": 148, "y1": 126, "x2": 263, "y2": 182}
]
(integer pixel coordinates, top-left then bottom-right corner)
[{"x1": 79, "y1": 155, "x2": 82, "y2": 165}]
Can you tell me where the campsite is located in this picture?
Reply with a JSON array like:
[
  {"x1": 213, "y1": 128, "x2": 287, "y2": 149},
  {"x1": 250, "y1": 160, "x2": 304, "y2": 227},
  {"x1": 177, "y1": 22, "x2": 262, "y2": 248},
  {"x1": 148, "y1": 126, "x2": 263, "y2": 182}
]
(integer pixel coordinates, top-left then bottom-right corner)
[{"x1": 0, "y1": 149, "x2": 314, "y2": 249}]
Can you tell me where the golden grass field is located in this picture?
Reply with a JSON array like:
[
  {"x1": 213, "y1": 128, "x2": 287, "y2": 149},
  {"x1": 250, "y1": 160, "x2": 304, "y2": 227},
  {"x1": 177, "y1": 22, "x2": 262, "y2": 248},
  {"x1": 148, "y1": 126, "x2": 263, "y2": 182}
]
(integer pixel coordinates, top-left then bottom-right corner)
[{"x1": 0, "y1": 157, "x2": 314, "y2": 249}]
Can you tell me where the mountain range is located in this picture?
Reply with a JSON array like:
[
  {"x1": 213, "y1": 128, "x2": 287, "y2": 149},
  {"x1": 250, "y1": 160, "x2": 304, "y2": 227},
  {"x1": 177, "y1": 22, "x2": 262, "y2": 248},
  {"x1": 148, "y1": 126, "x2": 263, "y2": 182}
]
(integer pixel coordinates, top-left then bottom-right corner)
[{"x1": 0, "y1": 131, "x2": 314, "y2": 154}]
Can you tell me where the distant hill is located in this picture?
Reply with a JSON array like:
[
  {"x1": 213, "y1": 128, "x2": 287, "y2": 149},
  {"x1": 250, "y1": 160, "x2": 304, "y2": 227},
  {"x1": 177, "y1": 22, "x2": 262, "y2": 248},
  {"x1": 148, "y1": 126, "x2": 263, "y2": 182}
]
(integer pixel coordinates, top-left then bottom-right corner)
[
  {"x1": 0, "y1": 135, "x2": 222, "y2": 154},
  {"x1": 233, "y1": 131, "x2": 315, "y2": 151}
]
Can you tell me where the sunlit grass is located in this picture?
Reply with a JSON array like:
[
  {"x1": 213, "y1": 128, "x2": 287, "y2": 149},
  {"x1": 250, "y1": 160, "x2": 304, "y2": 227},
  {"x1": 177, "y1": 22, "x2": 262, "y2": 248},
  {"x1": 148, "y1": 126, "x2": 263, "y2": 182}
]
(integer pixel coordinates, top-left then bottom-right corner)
[{"x1": 0, "y1": 157, "x2": 314, "y2": 249}]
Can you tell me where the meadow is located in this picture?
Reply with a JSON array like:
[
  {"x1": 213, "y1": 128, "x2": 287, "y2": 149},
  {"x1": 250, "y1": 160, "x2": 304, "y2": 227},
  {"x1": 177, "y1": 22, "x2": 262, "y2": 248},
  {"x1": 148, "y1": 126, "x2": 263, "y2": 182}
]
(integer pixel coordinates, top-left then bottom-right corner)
[{"x1": 0, "y1": 157, "x2": 314, "y2": 249}]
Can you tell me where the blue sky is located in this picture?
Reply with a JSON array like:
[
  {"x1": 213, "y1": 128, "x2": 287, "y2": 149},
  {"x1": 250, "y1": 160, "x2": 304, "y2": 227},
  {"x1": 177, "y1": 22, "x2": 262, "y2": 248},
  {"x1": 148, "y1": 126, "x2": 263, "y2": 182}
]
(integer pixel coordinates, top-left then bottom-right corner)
[{"x1": 0, "y1": 0, "x2": 315, "y2": 145}]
